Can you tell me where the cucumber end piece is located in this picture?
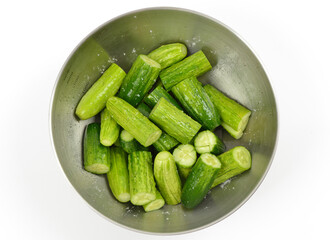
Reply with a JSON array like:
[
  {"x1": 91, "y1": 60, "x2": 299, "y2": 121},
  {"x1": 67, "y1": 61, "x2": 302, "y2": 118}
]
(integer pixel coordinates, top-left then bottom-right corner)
[
  {"x1": 117, "y1": 193, "x2": 131, "y2": 203},
  {"x1": 200, "y1": 153, "x2": 221, "y2": 168},
  {"x1": 144, "y1": 129, "x2": 162, "y2": 147},
  {"x1": 232, "y1": 146, "x2": 252, "y2": 170},
  {"x1": 237, "y1": 111, "x2": 252, "y2": 132},
  {"x1": 222, "y1": 123, "x2": 243, "y2": 139},
  {"x1": 100, "y1": 139, "x2": 112, "y2": 147},
  {"x1": 85, "y1": 163, "x2": 110, "y2": 174},
  {"x1": 155, "y1": 151, "x2": 172, "y2": 160},
  {"x1": 140, "y1": 55, "x2": 161, "y2": 68},
  {"x1": 173, "y1": 144, "x2": 197, "y2": 168},
  {"x1": 120, "y1": 130, "x2": 134, "y2": 142},
  {"x1": 143, "y1": 199, "x2": 165, "y2": 212},
  {"x1": 131, "y1": 193, "x2": 156, "y2": 206}
]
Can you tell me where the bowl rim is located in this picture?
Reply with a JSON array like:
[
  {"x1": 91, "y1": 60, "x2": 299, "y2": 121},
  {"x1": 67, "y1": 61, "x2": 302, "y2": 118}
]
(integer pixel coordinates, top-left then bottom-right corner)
[{"x1": 49, "y1": 6, "x2": 279, "y2": 235}]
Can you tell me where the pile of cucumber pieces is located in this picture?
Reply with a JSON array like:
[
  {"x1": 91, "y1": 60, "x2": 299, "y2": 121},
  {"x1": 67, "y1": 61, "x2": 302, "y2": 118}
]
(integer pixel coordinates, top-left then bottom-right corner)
[{"x1": 77, "y1": 43, "x2": 252, "y2": 212}]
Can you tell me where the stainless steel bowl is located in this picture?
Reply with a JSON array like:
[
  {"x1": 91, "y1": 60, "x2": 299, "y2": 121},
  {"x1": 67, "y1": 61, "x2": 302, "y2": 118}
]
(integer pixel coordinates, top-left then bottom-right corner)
[{"x1": 50, "y1": 7, "x2": 278, "y2": 234}]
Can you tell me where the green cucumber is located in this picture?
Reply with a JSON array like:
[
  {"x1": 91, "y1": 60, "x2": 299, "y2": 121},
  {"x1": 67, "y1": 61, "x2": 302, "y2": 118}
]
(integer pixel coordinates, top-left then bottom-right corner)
[
  {"x1": 171, "y1": 77, "x2": 221, "y2": 130},
  {"x1": 212, "y1": 146, "x2": 251, "y2": 188},
  {"x1": 178, "y1": 166, "x2": 191, "y2": 180},
  {"x1": 160, "y1": 50, "x2": 212, "y2": 90},
  {"x1": 181, "y1": 153, "x2": 221, "y2": 209},
  {"x1": 194, "y1": 130, "x2": 226, "y2": 155},
  {"x1": 143, "y1": 190, "x2": 165, "y2": 212},
  {"x1": 145, "y1": 85, "x2": 182, "y2": 110},
  {"x1": 119, "y1": 129, "x2": 147, "y2": 153},
  {"x1": 106, "y1": 97, "x2": 162, "y2": 147},
  {"x1": 118, "y1": 55, "x2": 161, "y2": 107},
  {"x1": 149, "y1": 98, "x2": 202, "y2": 144},
  {"x1": 147, "y1": 43, "x2": 187, "y2": 69},
  {"x1": 136, "y1": 102, "x2": 152, "y2": 117},
  {"x1": 100, "y1": 108, "x2": 120, "y2": 146},
  {"x1": 107, "y1": 147, "x2": 130, "y2": 202},
  {"x1": 173, "y1": 144, "x2": 197, "y2": 168},
  {"x1": 154, "y1": 151, "x2": 182, "y2": 205},
  {"x1": 204, "y1": 85, "x2": 251, "y2": 139},
  {"x1": 83, "y1": 123, "x2": 110, "y2": 174},
  {"x1": 76, "y1": 63, "x2": 126, "y2": 120},
  {"x1": 128, "y1": 151, "x2": 157, "y2": 205}
]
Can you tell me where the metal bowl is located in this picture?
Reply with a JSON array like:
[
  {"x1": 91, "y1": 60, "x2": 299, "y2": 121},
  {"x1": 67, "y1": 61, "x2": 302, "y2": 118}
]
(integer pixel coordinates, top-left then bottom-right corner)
[{"x1": 50, "y1": 7, "x2": 278, "y2": 234}]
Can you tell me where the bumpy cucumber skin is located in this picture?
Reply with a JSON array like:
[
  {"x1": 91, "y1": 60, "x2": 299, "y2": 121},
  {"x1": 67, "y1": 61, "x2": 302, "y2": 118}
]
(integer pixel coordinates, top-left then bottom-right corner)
[
  {"x1": 118, "y1": 55, "x2": 161, "y2": 107},
  {"x1": 181, "y1": 154, "x2": 221, "y2": 209},
  {"x1": 119, "y1": 130, "x2": 148, "y2": 154},
  {"x1": 143, "y1": 190, "x2": 165, "y2": 212},
  {"x1": 194, "y1": 130, "x2": 226, "y2": 155},
  {"x1": 107, "y1": 147, "x2": 130, "y2": 202},
  {"x1": 76, "y1": 63, "x2": 126, "y2": 120},
  {"x1": 153, "y1": 133, "x2": 179, "y2": 152},
  {"x1": 106, "y1": 97, "x2": 162, "y2": 147},
  {"x1": 160, "y1": 50, "x2": 212, "y2": 90},
  {"x1": 149, "y1": 98, "x2": 201, "y2": 144},
  {"x1": 84, "y1": 123, "x2": 110, "y2": 174},
  {"x1": 145, "y1": 85, "x2": 183, "y2": 110},
  {"x1": 154, "y1": 151, "x2": 182, "y2": 205},
  {"x1": 147, "y1": 43, "x2": 187, "y2": 69},
  {"x1": 128, "y1": 151, "x2": 157, "y2": 205},
  {"x1": 100, "y1": 108, "x2": 120, "y2": 146}
]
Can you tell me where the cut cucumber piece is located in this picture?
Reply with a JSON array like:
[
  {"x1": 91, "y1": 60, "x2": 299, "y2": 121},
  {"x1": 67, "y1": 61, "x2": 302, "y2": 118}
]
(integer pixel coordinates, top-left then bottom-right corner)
[
  {"x1": 118, "y1": 55, "x2": 161, "y2": 107},
  {"x1": 128, "y1": 151, "x2": 157, "y2": 205},
  {"x1": 204, "y1": 84, "x2": 251, "y2": 139},
  {"x1": 136, "y1": 102, "x2": 152, "y2": 117},
  {"x1": 106, "y1": 97, "x2": 162, "y2": 147},
  {"x1": 143, "y1": 190, "x2": 165, "y2": 212},
  {"x1": 160, "y1": 50, "x2": 212, "y2": 90},
  {"x1": 194, "y1": 130, "x2": 226, "y2": 155},
  {"x1": 145, "y1": 85, "x2": 182, "y2": 110},
  {"x1": 147, "y1": 43, "x2": 187, "y2": 69},
  {"x1": 100, "y1": 108, "x2": 120, "y2": 146},
  {"x1": 178, "y1": 166, "x2": 191, "y2": 180},
  {"x1": 83, "y1": 123, "x2": 110, "y2": 174},
  {"x1": 76, "y1": 63, "x2": 126, "y2": 120},
  {"x1": 149, "y1": 98, "x2": 201, "y2": 144},
  {"x1": 107, "y1": 147, "x2": 130, "y2": 202},
  {"x1": 171, "y1": 77, "x2": 221, "y2": 130},
  {"x1": 212, "y1": 146, "x2": 251, "y2": 188},
  {"x1": 119, "y1": 129, "x2": 147, "y2": 153},
  {"x1": 181, "y1": 153, "x2": 221, "y2": 209},
  {"x1": 154, "y1": 151, "x2": 182, "y2": 205},
  {"x1": 173, "y1": 144, "x2": 197, "y2": 168}
]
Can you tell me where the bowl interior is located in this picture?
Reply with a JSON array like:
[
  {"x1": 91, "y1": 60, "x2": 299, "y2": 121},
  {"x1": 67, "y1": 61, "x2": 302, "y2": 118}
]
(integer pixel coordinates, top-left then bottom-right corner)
[{"x1": 51, "y1": 8, "x2": 277, "y2": 234}]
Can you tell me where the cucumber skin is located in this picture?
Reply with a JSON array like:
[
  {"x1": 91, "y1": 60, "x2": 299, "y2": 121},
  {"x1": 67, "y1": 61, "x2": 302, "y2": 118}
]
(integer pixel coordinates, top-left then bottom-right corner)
[
  {"x1": 181, "y1": 155, "x2": 221, "y2": 209},
  {"x1": 194, "y1": 130, "x2": 226, "y2": 155},
  {"x1": 171, "y1": 77, "x2": 221, "y2": 130},
  {"x1": 147, "y1": 43, "x2": 187, "y2": 70},
  {"x1": 154, "y1": 151, "x2": 182, "y2": 205},
  {"x1": 84, "y1": 123, "x2": 110, "y2": 174},
  {"x1": 106, "y1": 97, "x2": 162, "y2": 147},
  {"x1": 149, "y1": 98, "x2": 202, "y2": 144},
  {"x1": 100, "y1": 108, "x2": 120, "y2": 146},
  {"x1": 118, "y1": 55, "x2": 161, "y2": 107},
  {"x1": 76, "y1": 63, "x2": 126, "y2": 120},
  {"x1": 143, "y1": 190, "x2": 165, "y2": 212},
  {"x1": 119, "y1": 130, "x2": 148, "y2": 154},
  {"x1": 178, "y1": 166, "x2": 191, "y2": 181},
  {"x1": 107, "y1": 147, "x2": 130, "y2": 202},
  {"x1": 145, "y1": 85, "x2": 183, "y2": 110},
  {"x1": 136, "y1": 102, "x2": 152, "y2": 117},
  {"x1": 160, "y1": 50, "x2": 212, "y2": 90},
  {"x1": 128, "y1": 151, "x2": 157, "y2": 205}
]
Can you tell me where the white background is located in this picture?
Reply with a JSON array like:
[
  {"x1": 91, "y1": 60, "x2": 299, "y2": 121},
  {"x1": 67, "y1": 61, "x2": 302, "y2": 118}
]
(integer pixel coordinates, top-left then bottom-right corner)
[{"x1": 1, "y1": 0, "x2": 329, "y2": 239}]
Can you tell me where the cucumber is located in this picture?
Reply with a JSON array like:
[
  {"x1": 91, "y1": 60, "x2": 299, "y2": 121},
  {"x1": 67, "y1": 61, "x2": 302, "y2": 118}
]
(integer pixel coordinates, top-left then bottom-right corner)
[
  {"x1": 100, "y1": 108, "x2": 120, "y2": 146},
  {"x1": 145, "y1": 85, "x2": 182, "y2": 110},
  {"x1": 173, "y1": 144, "x2": 197, "y2": 168},
  {"x1": 76, "y1": 63, "x2": 126, "y2": 120},
  {"x1": 160, "y1": 50, "x2": 212, "y2": 90},
  {"x1": 194, "y1": 130, "x2": 226, "y2": 155},
  {"x1": 107, "y1": 147, "x2": 130, "y2": 202},
  {"x1": 128, "y1": 151, "x2": 157, "y2": 205},
  {"x1": 118, "y1": 55, "x2": 161, "y2": 107},
  {"x1": 147, "y1": 43, "x2": 187, "y2": 69},
  {"x1": 212, "y1": 146, "x2": 251, "y2": 188},
  {"x1": 181, "y1": 153, "x2": 221, "y2": 209},
  {"x1": 171, "y1": 77, "x2": 221, "y2": 130},
  {"x1": 119, "y1": 129, "x2": 147, "y2": 153},
  {"x1": 178, "y1": 166, "x2": 191, "y2": 180},
  {"x1": 204, "y1": 85, "x2": 251, "y2": 139},
  {"x1": 106, "y1": 97, "x2": 162, "y2": 147},
  {"x1": 143, "y1": 190, "x2": 165, "y2": 212},
  {"x1": 136, "y1": 102, "x2": 152, "y2": 117},
  {"x1": 83, "y1": 123, "x2": 110, "y2": 174},
  {"x1": 149, "y1": 98, "x2": 202, "y2": 144},
  {"x1": 153, "y1": 151, "x2": 182, "y2": 205}
]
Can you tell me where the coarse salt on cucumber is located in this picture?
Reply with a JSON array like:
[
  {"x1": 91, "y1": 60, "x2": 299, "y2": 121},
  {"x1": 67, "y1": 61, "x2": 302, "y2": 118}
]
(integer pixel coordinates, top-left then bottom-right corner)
[
  {"x1": 100, "y1": 108, "x2": 120, "y2": 146},
  {"x1": 173, "y1": 144, "x2": 197, "y2": 168},
  {"x1": 194, "y1": 130, "x2": 226, "y2": 155},
  {"x1": 143, "y1": 190, "x2": 165, "y2": 212}
]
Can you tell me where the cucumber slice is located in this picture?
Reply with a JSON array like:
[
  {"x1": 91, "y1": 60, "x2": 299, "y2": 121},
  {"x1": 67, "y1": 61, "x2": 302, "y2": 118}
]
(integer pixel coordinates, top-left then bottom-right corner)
[
  {"x1": 119, "y1": 130, "x2": 147, "y2": 153},
  {"x1": 194, "y1": 130, "x2": 226, "y2": 155},
  {"x1": 100, "y1": 108, "x2": 120, "y2": 146},
  {"x1": 107, "y1": 147, "x2": 130, "y2": 202},
  {"x1": 76, "y1": 63, "x2": 126, "y2": 120},
  {"x1": 181, "y1": 153, "x2": 221, "y2": 209},
  {"x1": 143, "y1": 190, "x2": 165, "y2": 212},
  {"x1": 212, "y1": 146, "x2": 251, "y2": 188},
  {"x1": 83, "y1": 123, "x2": 110, "y2": 174},
  {"x1": 154, "y1": 151, "x2": 182, "y2": 205},
  {"x1": 145, "y1": 85, "x2": 182, "y2": 110},
  {"x1": 173, "y1": 144, "x2": 197, "y2": 168}
]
